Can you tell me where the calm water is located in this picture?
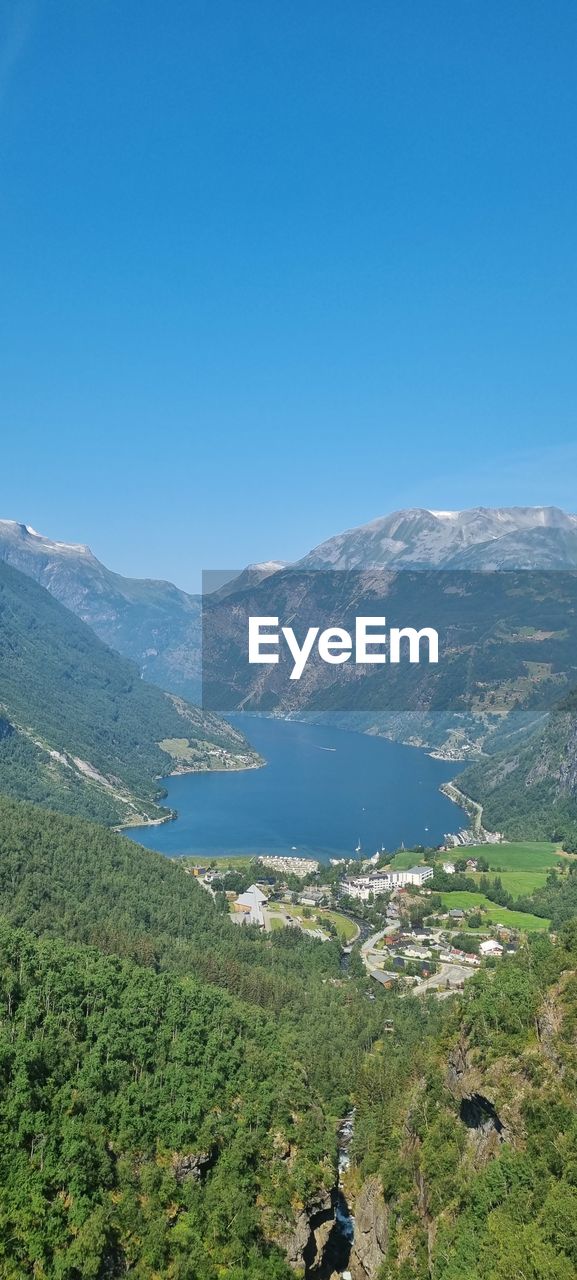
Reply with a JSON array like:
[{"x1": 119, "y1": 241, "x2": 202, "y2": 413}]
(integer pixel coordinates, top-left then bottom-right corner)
[{"x1": 126, "y1": 717, "x2": 463, "y2": 862}]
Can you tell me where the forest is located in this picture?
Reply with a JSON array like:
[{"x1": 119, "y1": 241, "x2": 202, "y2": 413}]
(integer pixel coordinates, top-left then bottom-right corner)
[
  {"x1": 353, "y1": 925, "x2": 577, "y2": 1279},
  {"x1": 0, "y1": 797, "x2": 421, "y2": 1276},
  {"x1": 0, "y1": 560, "x2": 257, "y2": 824},
  {"x1": 0, "y1": 796, "x2": 575, "y2": 1276}
]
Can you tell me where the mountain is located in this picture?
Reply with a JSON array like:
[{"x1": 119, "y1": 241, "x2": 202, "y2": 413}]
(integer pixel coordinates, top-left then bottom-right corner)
[
  {"x1": 0, "y1": 794, "x2": 387, "y2": 1278},
  {"x1": 0, "y1": 559, "x2": 259, "y2": 825},
  {"x1": 0, "y1": 800, "x2": 576, "y2": 1279},
  {"x1": 3, "y1": 510, "x2": 577, "y2": 709},
  {"x1": 201, "y1": 563, "x2": 577, "y2": 755},
  {"x1": 4, "y1": 508, "x2": 577, "y2": 772},
  {"x1": 299, "y1": 505, "x2": 577, "y2": 570},
  {"x1": 352, "y1": 918, "x2": 577, "y2": 1280},
  {"x1": 459, "y1": 688, "x2": 577, "y2": 845},
  {"x1": 0, "y1": 520, "x2": 203, "y2": 701}
]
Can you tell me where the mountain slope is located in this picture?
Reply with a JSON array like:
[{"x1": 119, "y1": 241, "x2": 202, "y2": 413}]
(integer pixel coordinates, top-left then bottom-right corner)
[
  {"x1": 0, "y1": 520, "x2": 202, "y2": 701},
  {"x1": 299, "y1": 506, "x2": 577, "y2": 570},
  {"x1": 0, "y1": 796, "x2": 575, "y2": 1278},
  {"x1": 458, "y1": 689, "x2": 577, "y2": 845},
  {"x1": 352, "y1": 922, "x2": 577, "y2": 1280},
  {"x1": 197, "y1": 508, "x2": 577, "y2": 767},
  {"x1": 0, "y1": 793, "x2": 339, "y2": 1280},
  {"x1": 0, "y1": 794, "x2": 393, "y2": 1277},
  {"x1": 3, "y1": 510, "x2": 577, "y2": 710},
  {"x1": 0, "y1": 560, "x2": 258, "y2": 824},
  {"x1": 0, "y1": 923, "x2": 310, "y2": 1280}
]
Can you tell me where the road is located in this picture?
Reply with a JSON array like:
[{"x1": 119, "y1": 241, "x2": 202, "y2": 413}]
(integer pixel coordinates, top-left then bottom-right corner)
[
  {"x1": 361, "y1": 924, "x2": 476, "y2": 997},
  {"x1": 413, "y1": 961, "x2": 474, "y2": 996},
  {"x1": 361, "y1": 927, "x2": 390, "y2": 980}
]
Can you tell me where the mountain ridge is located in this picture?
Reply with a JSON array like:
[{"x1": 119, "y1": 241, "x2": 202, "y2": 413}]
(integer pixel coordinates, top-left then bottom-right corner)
[
  {"x1": 0, "y1": 558, "x2": 259, "y2": 824},
  {"x1": 3, "y1": 507, "x2": 577, "y2": 706},
  {"x1": 0, "y1": 519, "x2": 203, "y2": 700},
  {"x1": 298, "y1": 505, "x2": 577, "y2": 570}
]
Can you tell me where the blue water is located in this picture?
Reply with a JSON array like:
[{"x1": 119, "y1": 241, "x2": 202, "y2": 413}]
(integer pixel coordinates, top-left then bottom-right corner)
[{"x1": 126, "y1": 717, "x2": 463, "y2": 862}]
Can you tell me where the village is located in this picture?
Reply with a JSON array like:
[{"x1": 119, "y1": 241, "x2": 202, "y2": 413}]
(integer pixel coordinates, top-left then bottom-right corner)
[{"x1": 181, "y1": 843, "x2": 534, "y2": 996}]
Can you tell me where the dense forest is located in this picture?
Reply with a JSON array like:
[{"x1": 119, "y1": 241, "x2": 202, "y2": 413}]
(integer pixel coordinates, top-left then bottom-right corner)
[
  {"x1": 459, "y1": 690, "x2": 577, "y2": 846},
  {"x1": 0, "y1": 923, "x2": 324, "y2": 1279},
  {"x1": 0, "y1": 799, "x2": 576, "y2": 1276},
  {"x1": 0, "y1": 560, "x2": 258, "y2": 824},
  {"x1": 0, "y1": 796, "x2": 387, "y2": 1102},
  {"x1": 0, "y1": 797, "x2": 405, "y2": 1276},
  {"x1": 353, "y1": 925, "x2": 577, "y2": 1279}
]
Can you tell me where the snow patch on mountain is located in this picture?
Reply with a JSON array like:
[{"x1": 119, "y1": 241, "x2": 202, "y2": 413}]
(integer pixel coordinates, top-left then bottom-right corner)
[
  {"x1": 299, "y1": 506, "x2": 577, "y2": 570},
  {"x1": 0, "y1": 520, "x2": 92, "y2": 556}
]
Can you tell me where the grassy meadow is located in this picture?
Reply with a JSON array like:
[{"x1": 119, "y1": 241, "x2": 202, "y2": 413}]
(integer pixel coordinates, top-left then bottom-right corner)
[{"x1": 437, "y1": 890, "x2": 549, "y2": 932}]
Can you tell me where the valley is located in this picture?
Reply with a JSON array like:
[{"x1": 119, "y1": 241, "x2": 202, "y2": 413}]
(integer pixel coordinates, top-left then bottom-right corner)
[
  {"x1": 0, "y1": 559, "x2": 260, "y2": 825},
  {"x1": 5, "y1": 2, "x2": 577, "y2": 1271},
  {"x1": 0, "y1": 506, "x2": 576, "y2": 1278}
]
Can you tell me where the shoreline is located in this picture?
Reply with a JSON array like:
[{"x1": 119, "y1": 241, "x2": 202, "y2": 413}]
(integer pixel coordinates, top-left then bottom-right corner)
[
  {"x1": 120, "y1": 717, "x2": 470, "y2": 850},
  {"x1": 440, "y1": 780, "x2": 485, "y2": 839},
  {"x1": 115, "y1": 809, "x2": 175, "y2": 833},
  {"x1": 166, "y1": 755, "x2": 264, "y2": 778},
  {"x1": 116, "y1": 751, "x2": 265, "y2": 833}
]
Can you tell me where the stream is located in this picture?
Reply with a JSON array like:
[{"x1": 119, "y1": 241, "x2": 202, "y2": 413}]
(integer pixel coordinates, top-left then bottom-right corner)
[
  {"x1": 325, "y1": 1111, "x2": 356, "y2": 1278},
  {"x1": 304, "y1": 1108, "x2": 356, "y2": 1278}
]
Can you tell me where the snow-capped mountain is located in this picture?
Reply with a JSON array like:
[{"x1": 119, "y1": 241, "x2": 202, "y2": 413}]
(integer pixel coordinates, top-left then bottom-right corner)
[
  {"x1": 2, "y1": 507, "x2": 577, "y2": 709},
  {"x1": 298, "y1": 506, "x2": 577, "y2": 570},
  {"x1": 0, "y1": 520, "x2": 202, "y2": 700}
]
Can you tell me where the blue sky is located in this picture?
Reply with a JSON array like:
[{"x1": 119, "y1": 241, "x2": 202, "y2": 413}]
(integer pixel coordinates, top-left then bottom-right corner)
[{"x1": 1, "y1": 1, "x2": 577, "y2": 589}]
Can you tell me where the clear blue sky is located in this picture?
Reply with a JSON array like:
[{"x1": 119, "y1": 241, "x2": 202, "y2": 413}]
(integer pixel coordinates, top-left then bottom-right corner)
[{"x1": 1, "y1": 1, "x2": 577, "y2": 589}]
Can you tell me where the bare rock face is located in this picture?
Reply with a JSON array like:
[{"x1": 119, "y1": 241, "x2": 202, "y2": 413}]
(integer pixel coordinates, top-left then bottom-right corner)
[
  {"x1": 536, "y1": 987, "x2": 567, "y2": 1074},
  {"x1": 274, "y1": 1209, "x2": 315, "y2": 1271},
  {"x1": 349, "y1": 1176, "x2": 388, "y2": 1279},
  {"x1": 312, "y1": 1214, "x2": 335, "y2": 1259},
  {"x1": 446, "y1": 1038, "x2": 480, "y2": 1097},
  {"x1": 171, "y1": 1149, "x2": 214, "y2": 1182},
  {"x1": 447, "y1": 1040, "x2": 509, "y2": 1164},
  {"x1": 272, "y1": 1188, "x2": 334, "y2": 1272}
]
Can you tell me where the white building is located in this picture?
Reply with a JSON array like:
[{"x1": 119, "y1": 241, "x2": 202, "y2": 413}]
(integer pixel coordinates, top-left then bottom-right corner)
[
  {"x1": 342, "y1": 864, "x2": 433, "y2": 901},
  {"x1": 233, "y1": 884, "x2": 267, "y2": 926},
  {"x1": 342, "y1": 878, "x2": 372, "y2": 902},
  {"x1": 479, "y1": 939, "x2": 504, "y2": 957},
  {"x1": 442, "y1": 861, "x2": 456, "y2": 874},
  {"x1": 258, "y1": 855, "x2": 319, "y2": 877},
  {"x1": 406, "y1": 865, "x2": 434, "y2": 886}
]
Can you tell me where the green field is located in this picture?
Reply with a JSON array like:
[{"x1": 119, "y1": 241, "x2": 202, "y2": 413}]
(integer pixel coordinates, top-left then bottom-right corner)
[
  {"x1": 438, "y1": 890, "x2": 549, "y2": 932},
  {"x1": 471, "y1": 868, "x2": 550, "y2": 896},
  {"x1": 461, "y1": 841, "x2": 564, "y2": 872},
  {"x1": 316, "y1": 909, "x2": 359, "y2": 942},
  {"x1": 267, "y1": 903, "x2": 358, "y2": 942},
  {"x1": 177, "y1": 854, "x2": 257, "y2": 870},
  {"x1": 287, "y1": 905, "x2": 358, "y2": 941},
  {"x1": 454, "y1": 841, "x2": 571, "y2": 901},
  {"x1": 388, "y1": 848, "x2": 429, "y2": 869}
]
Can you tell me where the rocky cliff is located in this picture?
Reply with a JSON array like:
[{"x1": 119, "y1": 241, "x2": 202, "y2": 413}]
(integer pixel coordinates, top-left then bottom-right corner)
[
  {"x1": 460, "y1": 690, "x2": 577, "y2": 842},
  {"x1": 348, "y1": 1176, "x2": 388, "y2": 1279},
  {"x1": 348, "y1": 929, "x2": 577, "y2": 1280}
]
